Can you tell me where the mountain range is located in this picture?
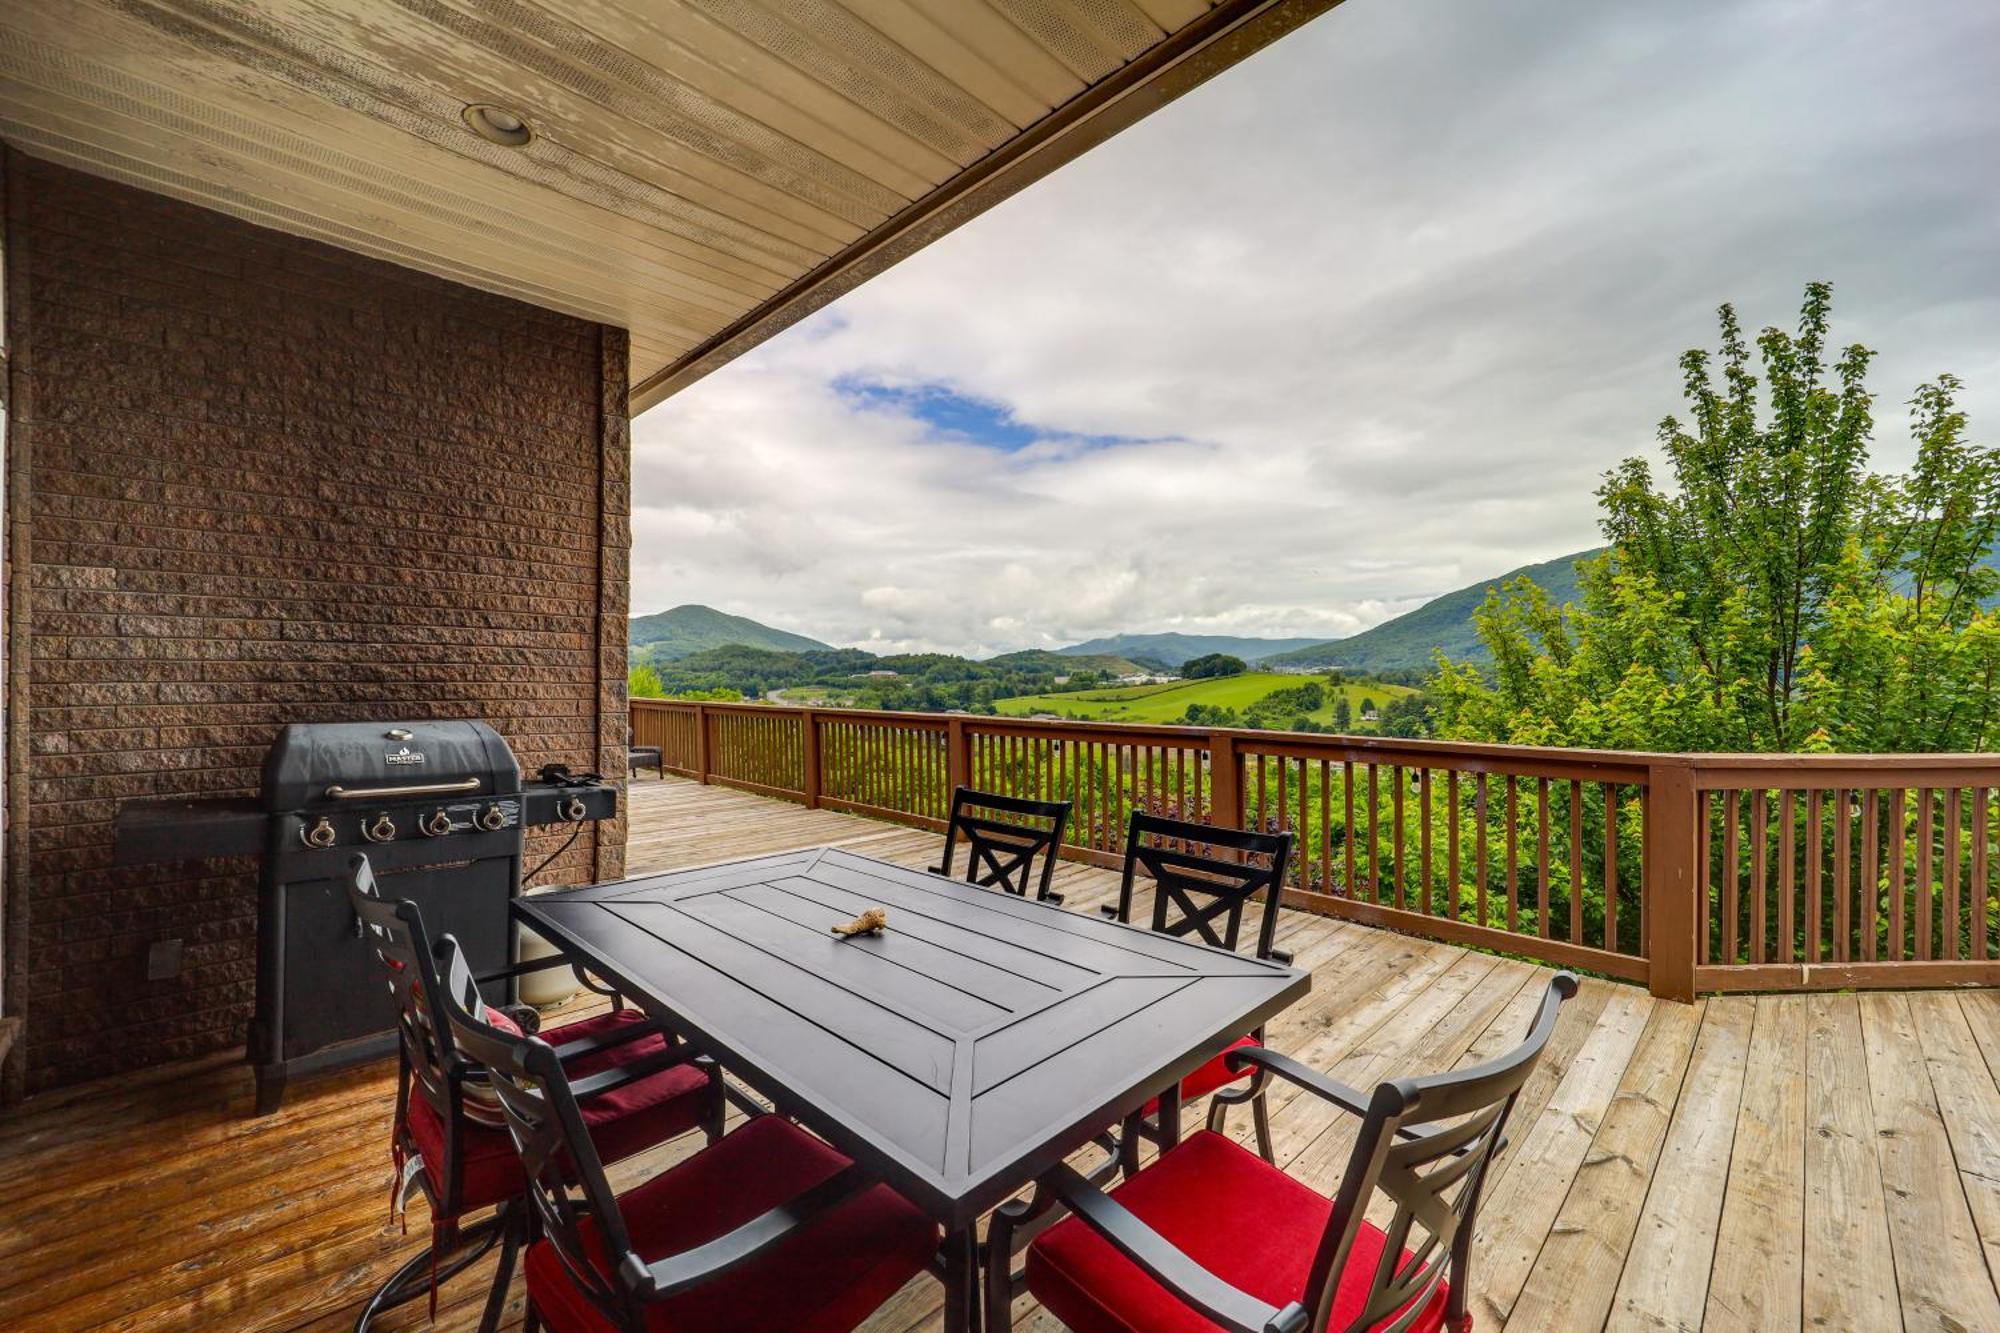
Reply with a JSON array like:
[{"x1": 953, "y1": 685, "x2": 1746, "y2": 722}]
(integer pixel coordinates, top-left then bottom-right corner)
[
  {"x1": 629, "y1": 604, "x2": 831, "y2": 660},
  {"x1": 632, "y1": 548, "x2": 1600, "y2": 675},
  {"x1": 1055, "y1": 632, "x2": 1330, "y2": 668}
]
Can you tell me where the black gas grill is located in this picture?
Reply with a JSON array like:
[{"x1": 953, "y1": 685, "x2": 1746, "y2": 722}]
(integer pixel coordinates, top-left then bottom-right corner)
[{"x1": 115, "y1": 720, "x2": 616, "y2": 1113}]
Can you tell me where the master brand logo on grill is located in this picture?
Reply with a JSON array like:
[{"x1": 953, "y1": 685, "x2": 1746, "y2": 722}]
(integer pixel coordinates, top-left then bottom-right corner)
[{"x1": 384, "y1": 746, "x2": 427, "y2": 766}]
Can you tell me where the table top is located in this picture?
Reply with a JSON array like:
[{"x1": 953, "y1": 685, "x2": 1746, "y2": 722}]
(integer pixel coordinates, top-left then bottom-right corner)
[{"x1": 517, "y1": 846, "x2": 1310, "y2": 1225}]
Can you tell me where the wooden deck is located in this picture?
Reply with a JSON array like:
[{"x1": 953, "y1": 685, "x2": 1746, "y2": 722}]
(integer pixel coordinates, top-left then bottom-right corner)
[{"x1": 6, "y1": 775, "x2": 2000, "y2": 1331}]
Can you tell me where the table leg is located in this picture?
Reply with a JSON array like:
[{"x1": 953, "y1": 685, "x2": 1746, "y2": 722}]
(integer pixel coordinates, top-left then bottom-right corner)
[
  {"x1": 1158, "y1": 1077, "x2": 1184, "y2": 1151},
  {"x1": 941, "y1": 1225, "x2": 982, "y2": 1333}
]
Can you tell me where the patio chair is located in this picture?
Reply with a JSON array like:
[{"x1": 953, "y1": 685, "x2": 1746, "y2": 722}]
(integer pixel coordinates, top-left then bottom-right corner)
[
  {"x1": 930, "y1": 786, "x2": 1072, "y2": 903},
  {"x1": 1103, "y1": 812, "x2": 1295, "y2": 1166},
  {"x1": 436, "y1": 934, "x2": 941, "y2": 1333},
  {"x1": 628, "y1": 727, "x2": 664, "y2": 780},
  {"x1": 347, "y1": 855, "x2": 723, "y2": 1331},
  {"x1": 991, "y1": 972, "x2": 1580, "y2": 1333}
]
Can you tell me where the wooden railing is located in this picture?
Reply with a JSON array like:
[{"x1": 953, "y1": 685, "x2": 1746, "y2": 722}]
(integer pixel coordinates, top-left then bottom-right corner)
[{"x1": 630, "y1": 699, "x2": 2000, "y2": 1000}]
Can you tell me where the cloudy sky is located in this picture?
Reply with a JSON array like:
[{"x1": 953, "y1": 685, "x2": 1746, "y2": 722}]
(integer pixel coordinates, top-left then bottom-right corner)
[{"x1": 630, "y1": 0, "x2": 2000, "y2": 658}]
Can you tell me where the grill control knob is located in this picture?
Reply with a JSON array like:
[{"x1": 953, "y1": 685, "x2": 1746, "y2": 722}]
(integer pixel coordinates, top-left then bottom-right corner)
[
  {"x1": 302, "y1": 817, "x2": 337, "y2": 849},
  {"x1": 559, "y1": 796, "x2": 587, "y2": 822},
  {"x1": 419, "y1": 809, "x2": 453, "y2": 838},
  {"x1": 362, "y1": 813, "x2": 397, "y2": 843},
  {"x1": 476, "y1": 804, "x2": 507, "y2": 832}
]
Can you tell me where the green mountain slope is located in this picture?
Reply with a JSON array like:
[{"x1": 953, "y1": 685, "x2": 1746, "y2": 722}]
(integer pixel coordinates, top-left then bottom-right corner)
[
  {"x1": 628, "y1": 604, "x2": 831, "y2": 661},
  {"x1": 1056, "y1": 632, "x2": 1333, "y2": 668},
  {"x1": 982, "y1": 649, "x2": 1149, "y2": 676},
  {"x1": 1263, "y1": 549, "x2": 1598, "y2": 674}
]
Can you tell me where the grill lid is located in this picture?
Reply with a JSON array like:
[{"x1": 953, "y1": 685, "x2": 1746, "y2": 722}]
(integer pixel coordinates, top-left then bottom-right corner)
[{"x1": 260, "y1": 720, "x2": 521, "y2": 810}]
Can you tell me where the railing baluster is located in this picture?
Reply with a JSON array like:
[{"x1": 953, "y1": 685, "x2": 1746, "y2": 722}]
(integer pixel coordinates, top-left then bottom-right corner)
[
  {"x1": 1779, "y1": 790, "x2": 1795, "y2": 965},
  {"x1": 1698, "y1": 793, "x2": 1712, "y2": 965},
  {"x1": 1319, "y1": 759, "x2": 1332, "y2": 896},
  {"x1": 1447, "y1": 770, "x2": 1460, "y2": 920},
  {"x1": 1917, "y1": 788, "x2": 1934, "y2": 961},
  {"x1": 1978, "y1": 787, "x2": 1992, "y2": 961},
  {"x1": 1421, "y1": 768, "x2": 1435, "y2": 916},
  {"x1": 1392, "y1": 766, "x2": 1407, "y2": 910},
  {"x1": 1569, "y1": 779, "x2": 1585, "y2": 944},
  {"x1": 1722, "y1": 791, "x2": 1740, "y2": 965},
  {"x1": 1343, "y1": 762, "x2": 1357, "y2": 895},
  {"x1": 1889, "y1": 788, "x2": 1907, "y2": 961},
  {"x1": 1536, "y1": 777, "x2": 1552, "y2": 940},
  {"x1": 1804, "y1": 789, "x2": 1822, "y2": 963},
  {"x1": 1603, "y1": 781, "x2": 1618, "y2": 952},
  {"x1": 1504, "y1": 776, "x2": 1518, "y2": 934},
  {"x1": 1945, "y1": 787, "x2": 1962, "y2": 961},
  {"x1": 1367, "y1": 763, "x2": 1381, "y2": 903},
  {"x1": 1475, "y1": 773, "x2": 1489, "y2": 929},
  {"x1": 1750, "y1": 790, "x2": 1767, "y2": 965}
]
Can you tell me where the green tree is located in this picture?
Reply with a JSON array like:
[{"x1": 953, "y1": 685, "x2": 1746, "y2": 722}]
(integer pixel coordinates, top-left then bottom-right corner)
[
  {"x1": 1430, "y1": 283, "x2": 2000, "y2": 754},
  {"x1": 1183, "y1": 653, "x2": 1248, "y2": 679},
  {"x1": 628, "y1": 663, "x2": 665, "y2": 698},
  {"x1": 1332, "y1": 695, "x2": 1352, "y2": 730}
]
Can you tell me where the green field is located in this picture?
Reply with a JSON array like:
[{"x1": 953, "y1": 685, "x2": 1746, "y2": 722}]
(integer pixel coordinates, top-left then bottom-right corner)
[{"x1": 992, "y1": 672, "x2": 1414, "y2": 725}]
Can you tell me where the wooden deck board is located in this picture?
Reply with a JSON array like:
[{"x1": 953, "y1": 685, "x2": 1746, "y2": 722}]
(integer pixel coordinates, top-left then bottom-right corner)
[{"x1": 1, "y1": 774, "x2": 1994, "y2": 1331}]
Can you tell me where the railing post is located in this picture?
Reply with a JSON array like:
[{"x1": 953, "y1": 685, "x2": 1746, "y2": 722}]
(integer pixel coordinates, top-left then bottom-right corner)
[
  {"x1": 694, "y1": 704, "x2": 711, "y2": 786},
  {"x1": 946, "y1": 716, "x2": 971, "y2": 798},
  {"x1": 1209, "y1": 731, "x2": 1243, "y2": 829},
  {"x1": 1645, "y1": 757, "x2": 1699, "y2": 1002},
  {"x1": 801, "y1": 709, "x2": 822, "y2": 808}
]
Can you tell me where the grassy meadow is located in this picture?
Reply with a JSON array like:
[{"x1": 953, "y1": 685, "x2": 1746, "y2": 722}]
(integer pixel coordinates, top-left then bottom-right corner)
[{"x1": 992, "y1": 672, "x2": 1415, "y2": 726}]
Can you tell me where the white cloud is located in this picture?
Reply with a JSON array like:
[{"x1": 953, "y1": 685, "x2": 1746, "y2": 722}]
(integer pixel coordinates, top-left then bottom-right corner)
[{"x1": 630, "y1": 0, "x2": 2000, "y2": 658}]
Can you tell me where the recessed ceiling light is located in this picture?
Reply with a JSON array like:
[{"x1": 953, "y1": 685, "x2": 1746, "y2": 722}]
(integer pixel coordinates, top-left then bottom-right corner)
[{"x1": 462, "y1": 103, "x2": 532, "y2": 147}]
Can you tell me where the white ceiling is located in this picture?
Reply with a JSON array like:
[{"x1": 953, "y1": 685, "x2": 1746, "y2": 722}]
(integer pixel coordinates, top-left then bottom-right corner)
[{"x1": 0, "y1": 0, "x2": 1332, "y2": 408}]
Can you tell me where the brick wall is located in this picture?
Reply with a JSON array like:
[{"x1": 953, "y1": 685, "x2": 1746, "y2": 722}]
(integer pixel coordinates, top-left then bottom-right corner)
[{"x1": 1, "y1": 152, "x2": 629, "y2": 1094}]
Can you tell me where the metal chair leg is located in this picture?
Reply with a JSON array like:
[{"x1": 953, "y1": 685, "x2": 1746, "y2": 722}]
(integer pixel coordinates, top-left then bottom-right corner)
[
  {"x1": 478, "y1": 1203, "x2": 523, "y2": 1333},
  {"x1": 353, "y1": 1212, "x2": 506, "y2": 1330},
  {"x1": 1251, "y1": 1091, "x2": 1274, "y2": 1163}
]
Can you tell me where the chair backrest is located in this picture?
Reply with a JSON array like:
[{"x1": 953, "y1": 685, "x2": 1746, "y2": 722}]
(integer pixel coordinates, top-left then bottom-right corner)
[
  {"x1": 345, "y1": 855, "x2": 463, "y2": 1130},
  {"x1": 437, "y1": 935, "x2": 640, "y2": 1326},
  {"x1": 1113, "y1": 812, "x2": 1294, "y2": 961},
  {"x1": 933, "y1": 786, "x2": 1071, "y2": 901},
  {"x1": 1306, "y1": 972, "x2": 1579, "y2": 1332}
]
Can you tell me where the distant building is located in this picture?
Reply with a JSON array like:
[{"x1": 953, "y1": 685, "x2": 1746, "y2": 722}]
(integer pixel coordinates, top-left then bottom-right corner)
[
  {"x1": 856, "y1": 669, "x2": 899, "y2": 679},
  {"x1": 1052, "y1": 675, "x2": 1071, "y2": 685},
  {"x1": 1117, "y1": 672, "x2": 1176, "y2": 685}
]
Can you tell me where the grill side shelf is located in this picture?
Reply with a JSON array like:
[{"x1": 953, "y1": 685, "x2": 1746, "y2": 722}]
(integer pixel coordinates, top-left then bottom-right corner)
[
  {"x1": 114, "y1": 796, "x2": 266, "y2": 864},
  {"x1": 522, "y1": 782, "x2": 618, "y2": 826}
]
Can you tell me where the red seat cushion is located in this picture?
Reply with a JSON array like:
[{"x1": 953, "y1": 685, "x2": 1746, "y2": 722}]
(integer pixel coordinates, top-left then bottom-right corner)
[
  {"x1": 524, "y1": 1114, "x2": 938, "y2": 1333},
  {"x1": 407, "y1": 1009, "x2": 712, "y2": 1215},
  {"x1": 1144, "y1": 1036, "x2": 1260, "y2": 1114},
  {"x1": 1028, "y1": 1130, "x2": 1449, "y2": 1333}
]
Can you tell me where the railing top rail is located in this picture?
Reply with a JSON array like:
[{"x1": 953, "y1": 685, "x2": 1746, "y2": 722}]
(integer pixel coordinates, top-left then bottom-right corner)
[{"x1": 632, "y1": 698, "x2": 2000, "y2": 778}]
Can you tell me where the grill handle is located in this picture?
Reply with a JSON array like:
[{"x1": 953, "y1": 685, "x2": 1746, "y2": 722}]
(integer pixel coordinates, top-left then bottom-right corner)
[{"x1": 323, "y1": 778, "x2": 482, "y2": 800}]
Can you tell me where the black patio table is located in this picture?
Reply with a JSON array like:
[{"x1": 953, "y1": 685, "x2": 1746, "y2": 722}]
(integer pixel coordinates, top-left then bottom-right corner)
[{"x1": 515, "y1": 845, "x2": 1311, "y2": 1331}]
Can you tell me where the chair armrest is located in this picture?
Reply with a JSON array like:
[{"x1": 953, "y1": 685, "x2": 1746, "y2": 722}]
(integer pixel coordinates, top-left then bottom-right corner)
[
  {"x1": 623, "y1": 1164, "x2": 878, "y2": 1300},
  {"x1": 549, "y1": 1016, "x2": 672, "y2": 1063},
  {"x1": 475, "y1": 954, "x2": 577, "y2": 984},
  {"x1": 1046, "y1": 1165, "x2": 1308, "y2": 1333},
  {"x1": 1225, "y1": 1047, "x2": 1489, "y2": 1153},
  {"x1": 567, "y1": 1044, "x2": 704, "y2": 1100},
  {"x1": 1224, "y1": 1045, "x2": 1374, "y2": 1118}
]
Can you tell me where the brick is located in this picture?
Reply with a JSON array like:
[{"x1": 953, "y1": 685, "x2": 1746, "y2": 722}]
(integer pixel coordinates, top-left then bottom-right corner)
[{"x1": 6, "y1": 155, "x2": 629, "y2": 1094}]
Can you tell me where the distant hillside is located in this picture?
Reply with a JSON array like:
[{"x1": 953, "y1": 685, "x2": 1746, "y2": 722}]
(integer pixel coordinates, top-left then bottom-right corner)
[
  {"x1": 628, "y1": 604, "x2": 831, "y2": 662},
  {"x1": 1057, "y1": 632, "x2": 1332, "y2": 669},
  {"x1": 1264, "y1": 549, "x2": 1598, "y2": 675},
  {"x1": 982, "y1": 649, "x2": 1149, "y2": 677}
]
